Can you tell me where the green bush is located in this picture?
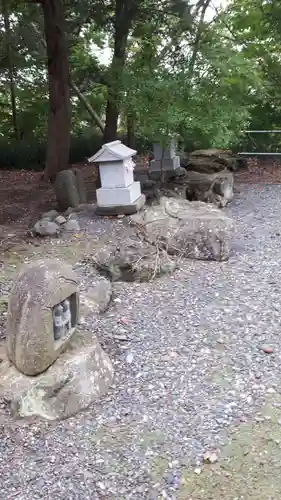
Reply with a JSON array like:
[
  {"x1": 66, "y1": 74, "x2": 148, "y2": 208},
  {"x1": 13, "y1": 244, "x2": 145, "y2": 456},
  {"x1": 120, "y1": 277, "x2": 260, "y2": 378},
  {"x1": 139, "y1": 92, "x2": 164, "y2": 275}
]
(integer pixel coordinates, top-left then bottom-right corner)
[
  {"x1": 0, "y1": 138, "x2": 46, "y2": 170},
  {"x1": 0, "y1": 131, "x2": 152, "y2": 171}
]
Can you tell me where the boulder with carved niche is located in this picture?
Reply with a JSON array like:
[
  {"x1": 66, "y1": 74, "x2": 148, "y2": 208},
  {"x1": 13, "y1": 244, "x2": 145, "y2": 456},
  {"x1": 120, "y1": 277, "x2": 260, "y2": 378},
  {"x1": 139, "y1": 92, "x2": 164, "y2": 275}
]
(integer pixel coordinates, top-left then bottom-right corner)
[{"x1": 0, "y1": 259, "x2": 113, "y2": 420}]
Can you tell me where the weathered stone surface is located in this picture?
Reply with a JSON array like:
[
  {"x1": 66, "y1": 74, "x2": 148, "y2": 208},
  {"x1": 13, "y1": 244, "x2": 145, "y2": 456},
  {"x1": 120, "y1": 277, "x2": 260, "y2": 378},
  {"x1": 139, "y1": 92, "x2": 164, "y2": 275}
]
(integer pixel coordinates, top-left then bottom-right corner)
[
  {"x1": 0, "y1": 331, "x2": 114, "y2": 420},
  {"x1": 81, "y1": 273, "x2": 112, "y2": 315},
  {"x1": 131, "y1": 196, "x2": 234, "y2": 261},
  {"x1": 63, "y1": 219, "x2": 80, "y2": 232},
  {"x1": 55, "y1": 215, "x2": 67, "y2": 225},
  {"x1": 32, "y1": 210, "x2": 81, "y2": 238},
  {"x1": 54, "y1": 170, "x2": 80, "y2": 211},
  {"x1": 41, "y1": 210, "x2": 59, "y2": 221},
  {"x1": 33, "y1": 220, "x2": 60, "y2": 236},
  {"x1": 187, "y1": 158, "x2": 225, "y2": 174},
  {"x1": 172, "y1": 167, "x2": 188, "y2": 178},
  {"x1": 187, "y1": 149, "x2": 237, "y2": 173},
  {"x1": 6, "y1": 259, "x2": 79, "y2": 376},
  {"x1": 92, "y1": 236, "x2": 177, "y2": 282},
  {"x1": 73, "y1": 168, "x2": 87, "y2": 204},
  {"x1": 64, "y1": 206, "x2": 74, "y2": 216},
  {"x1": 185, "y1": 170, "x2": 234, "y2": 207}
]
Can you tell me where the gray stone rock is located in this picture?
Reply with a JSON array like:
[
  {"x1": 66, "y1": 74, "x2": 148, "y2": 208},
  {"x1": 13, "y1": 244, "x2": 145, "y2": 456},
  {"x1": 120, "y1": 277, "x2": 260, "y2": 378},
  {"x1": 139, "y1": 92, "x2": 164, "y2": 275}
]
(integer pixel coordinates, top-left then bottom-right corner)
[
  {"x1": 41, "y1": 210, "x2": 59, "y2": 221},
  {"x1": 185, "y1": 170, "x2": 234, "y2": 207},
  {"x1": 131, "y1": 196, "x2": 234, "y2": 261},
  {"x1": 73, "y1": 168, "x2": 87, "y2": 204},
  {"x1": 33, "y1": 220, "x2": 60, "y2": 236},
  {"x1": 142, "y1": 179, "x2": 157, "y2": 190},
  {"x1": 87, "y1": 275, "x2": 112, "y2": 313},
  {"x1": 187, "y1": 148, "x2": 237, "y2": 173},
  {"x1": 55, "y1": 215, "x2": 67, "y2": 225},
  {"x1": 1, "y1": 331, "x2": 114, "y2": 420},
  {"x1": 54, "y1": 170, "x2": 80, "y2": 211},
  {"x1": 68, "y1": 212, "x2": 78, "y2": 220},
  {"x1": 63, "y1": 219, "x2": 80, "y2": 232},
  {"x1": 81, "y1": 273, "x2": 112, "y2": 315},
  {"x1": 92, "y1": 236, "x2": 177, "y2": 282},
  {"x1": 65, "y1": 207, "x2": 74, "y2": 216},
  {"x1": 6, "y1": 259, "x2": 79, "y2": 376},
  {"x1": 173, "y1": 167, "x2": 188, "y2": 178}
]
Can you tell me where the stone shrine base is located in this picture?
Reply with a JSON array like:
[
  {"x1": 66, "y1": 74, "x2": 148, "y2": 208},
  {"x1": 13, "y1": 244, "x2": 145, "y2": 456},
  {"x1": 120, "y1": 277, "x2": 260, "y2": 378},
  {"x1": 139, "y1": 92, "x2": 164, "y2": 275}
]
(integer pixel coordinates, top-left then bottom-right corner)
[
  {"x1": 96, "y1": 181, "x2": 141, "y2": 206},
  {"x1": 96, "y1": 193, "x2": 146, "y2": 216},
  {"x1": 0, "y1": 331, "x2": 114, "y2": 420}
]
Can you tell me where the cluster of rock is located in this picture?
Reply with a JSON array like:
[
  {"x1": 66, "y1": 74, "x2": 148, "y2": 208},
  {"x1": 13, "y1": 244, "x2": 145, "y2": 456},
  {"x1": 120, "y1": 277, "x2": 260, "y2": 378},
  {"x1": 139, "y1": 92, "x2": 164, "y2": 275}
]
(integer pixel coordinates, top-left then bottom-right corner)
[
  {"x1": 135, "y1": 147, "x2": 237, "y2": 209},
  {"x1": 29, "y1": 167, "x2": 88, "y2": 238},
  {"x1": 85, "y1": 196, "x2": 234, "y2": 284},
  {"x1": 182, "y1": 148, "x2": 236, "y2": 208},
  {"x1": 31, "y1": 209, "x2": 80, "y2": 237}
]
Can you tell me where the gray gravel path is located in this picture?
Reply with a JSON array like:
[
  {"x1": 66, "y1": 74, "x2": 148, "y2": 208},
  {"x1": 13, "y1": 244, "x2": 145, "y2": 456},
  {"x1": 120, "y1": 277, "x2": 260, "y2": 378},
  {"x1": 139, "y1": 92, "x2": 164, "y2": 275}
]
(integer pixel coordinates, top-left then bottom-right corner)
[{"x1": 2, "y1": 184, "x2": 281, "y2": 499}]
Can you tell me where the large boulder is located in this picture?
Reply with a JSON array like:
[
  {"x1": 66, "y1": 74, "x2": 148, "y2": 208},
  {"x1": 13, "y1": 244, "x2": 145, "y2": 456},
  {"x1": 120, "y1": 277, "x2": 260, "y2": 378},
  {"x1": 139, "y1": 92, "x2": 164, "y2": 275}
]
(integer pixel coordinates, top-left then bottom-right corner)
[
  {"x1": 185, "y1": 170, "x2": 234, "y2": 208},
  {"x1": 90, "y1": 236, "x2": 177, "y2": 282},
  {"x1": 186, "y1": 149, "x2": 237, "y2": 173},
  {"x1": 131, "y1": 196, "x2": 234, "y2": 261},
  {"x1": 1, "y1": 331, "x2": 114, "y2": 420}
]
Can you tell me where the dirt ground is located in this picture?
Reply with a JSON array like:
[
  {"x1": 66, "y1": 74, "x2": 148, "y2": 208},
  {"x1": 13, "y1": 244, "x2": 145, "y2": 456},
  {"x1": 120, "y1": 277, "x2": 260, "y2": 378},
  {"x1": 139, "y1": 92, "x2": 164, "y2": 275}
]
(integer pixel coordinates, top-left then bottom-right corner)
[{"x1": 0, "y1": 162, "x2": 98, "y2": 253}]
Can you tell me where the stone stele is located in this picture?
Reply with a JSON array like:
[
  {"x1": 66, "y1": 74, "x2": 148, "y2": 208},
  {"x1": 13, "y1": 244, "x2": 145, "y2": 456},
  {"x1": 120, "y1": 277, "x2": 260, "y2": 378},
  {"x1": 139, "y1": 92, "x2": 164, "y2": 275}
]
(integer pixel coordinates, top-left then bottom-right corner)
[{"x1": 6, "y1": 259, "x2": 80, "y2": 376}]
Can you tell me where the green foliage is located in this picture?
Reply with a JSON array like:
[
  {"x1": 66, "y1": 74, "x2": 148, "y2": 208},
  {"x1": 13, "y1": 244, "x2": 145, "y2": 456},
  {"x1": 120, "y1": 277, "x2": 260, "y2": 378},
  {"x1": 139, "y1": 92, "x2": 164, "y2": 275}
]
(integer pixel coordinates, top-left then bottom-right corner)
[
  {"x1": 1, "y1": 0, "x2": 281, "y2": 169},
  {"x1": 0, "y1": 131, "x2": 151, "y2": 171}
]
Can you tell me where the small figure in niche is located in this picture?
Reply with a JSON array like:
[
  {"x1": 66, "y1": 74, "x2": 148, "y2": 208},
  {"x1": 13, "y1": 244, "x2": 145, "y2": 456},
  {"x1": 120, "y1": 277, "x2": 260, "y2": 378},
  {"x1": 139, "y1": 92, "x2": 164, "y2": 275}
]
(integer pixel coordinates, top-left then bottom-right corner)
[
  {"x1": 53, "y1": 303, "x2": 64, "y2": 340},
  {"x1": 53, "y1": 298, "x2": 72, "y2": 341},
  {"x1": 62, "y1": 298, "x2": 71, "y2": 331}
]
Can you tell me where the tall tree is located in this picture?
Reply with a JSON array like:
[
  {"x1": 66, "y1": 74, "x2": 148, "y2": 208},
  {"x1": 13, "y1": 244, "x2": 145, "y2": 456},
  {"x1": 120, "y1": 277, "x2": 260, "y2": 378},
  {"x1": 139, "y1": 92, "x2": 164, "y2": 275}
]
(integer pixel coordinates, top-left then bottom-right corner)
[
  {"x1": 103, "y1": 0, "x2": 141, "y2": 142},
  {"x1": 2, "y1": 0, "x2": 19, "y2": 140},
  {"x1": 41, "y1": 0, "x2": 71, "y2": 182}
]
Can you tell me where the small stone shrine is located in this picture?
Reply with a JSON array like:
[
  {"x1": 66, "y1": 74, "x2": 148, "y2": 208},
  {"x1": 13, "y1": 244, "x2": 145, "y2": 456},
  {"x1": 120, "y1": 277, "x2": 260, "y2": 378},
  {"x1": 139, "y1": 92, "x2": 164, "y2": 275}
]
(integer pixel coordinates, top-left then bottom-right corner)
[
  {"x1": 88, "y1": 140, "x2": 146, "y2": 215},
  {"x1": 6, "y1": 259, "x2": 79, "y2": 376},
  {"x1": 151, "y1": 138, "x2": 180, "y2": 173},
  {"x1": 1, "y1": 259, "x2": 114, "y2": 420}
]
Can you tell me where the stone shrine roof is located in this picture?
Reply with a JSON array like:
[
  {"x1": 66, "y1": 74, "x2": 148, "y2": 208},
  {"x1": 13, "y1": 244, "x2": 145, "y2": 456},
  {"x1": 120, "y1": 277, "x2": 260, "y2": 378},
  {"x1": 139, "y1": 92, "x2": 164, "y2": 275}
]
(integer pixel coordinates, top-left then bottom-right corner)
[{"x1": 88, "y1": 140, "x2": 136, "y2": 164}]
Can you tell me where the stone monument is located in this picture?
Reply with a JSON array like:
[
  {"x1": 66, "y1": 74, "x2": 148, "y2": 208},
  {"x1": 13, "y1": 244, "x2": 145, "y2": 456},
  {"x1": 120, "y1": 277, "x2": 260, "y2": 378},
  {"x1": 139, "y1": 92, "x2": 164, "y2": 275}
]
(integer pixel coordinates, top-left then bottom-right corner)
[
  {"x1": 6, "y1": 259, "x2": 79, "y2": 376},
  {"x1": 1, "y1": 259, "x2": 114, "y2": 420},
  {"x1": 88, "y1": 140, "x2": 146, "y2": 215},
  {"x1": 151, "y1": 139, "x2": 181, "y2": 174},
  {"x1": 54, "y1": 168, "x2": 87, "y2": 211}
]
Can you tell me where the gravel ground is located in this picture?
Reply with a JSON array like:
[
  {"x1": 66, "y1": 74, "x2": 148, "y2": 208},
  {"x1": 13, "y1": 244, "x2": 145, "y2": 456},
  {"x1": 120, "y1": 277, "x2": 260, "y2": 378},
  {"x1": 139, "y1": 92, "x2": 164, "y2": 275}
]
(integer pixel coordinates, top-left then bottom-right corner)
[{"x1": 2, "y1": 184, "x2": 281, "y2": 499}]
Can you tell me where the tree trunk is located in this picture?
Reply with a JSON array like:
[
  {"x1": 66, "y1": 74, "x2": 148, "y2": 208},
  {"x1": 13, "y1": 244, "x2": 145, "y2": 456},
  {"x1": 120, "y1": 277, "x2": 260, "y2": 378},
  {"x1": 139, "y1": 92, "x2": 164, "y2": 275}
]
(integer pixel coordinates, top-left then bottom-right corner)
[
  {"x1": 127, "y1": 111, "x2": 136, "y2": 149},
  {"x1": 103, "y1": 1, "x2": 131, "y2": 143},
  {"x1": 188, "y1": 0, "x2": 211, "y2": 79},
  {"x1": 42, "y1": 0, "x2": 71, "y2": 183},
  {"x1": 37, "y1": 34, "x2": 105, "y2": 134},
  {"x1": 3, "y1": 0, "x2": 19, "y2": 141}
]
